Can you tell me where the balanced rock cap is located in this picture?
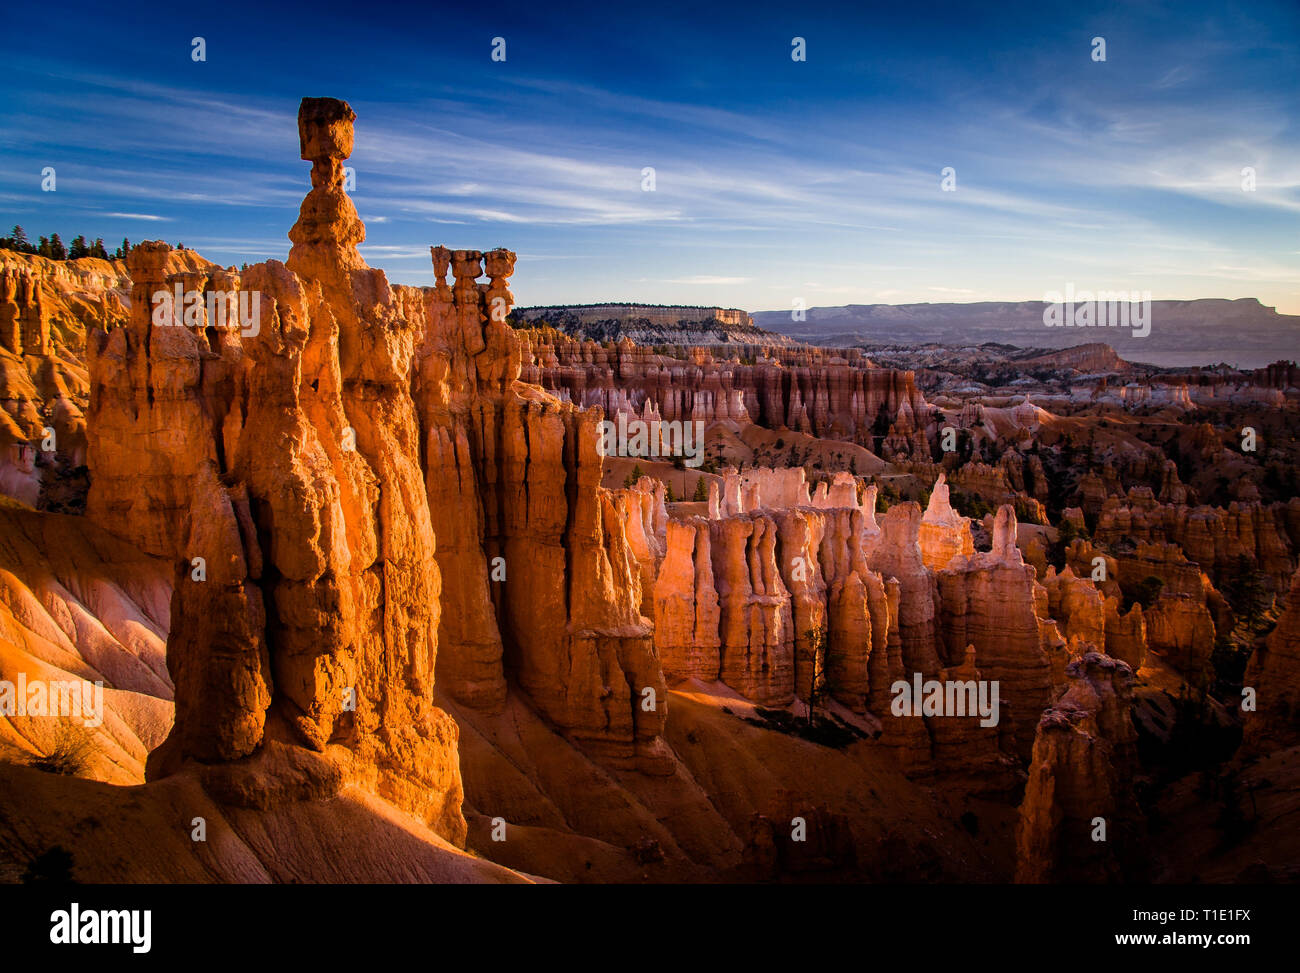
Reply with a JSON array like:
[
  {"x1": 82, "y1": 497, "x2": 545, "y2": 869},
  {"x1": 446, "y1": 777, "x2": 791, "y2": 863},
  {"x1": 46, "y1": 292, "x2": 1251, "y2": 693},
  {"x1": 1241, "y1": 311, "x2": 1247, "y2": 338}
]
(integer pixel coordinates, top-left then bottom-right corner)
[{"x1": 298, "y1": 97, "x2": 356, "y2": 162}]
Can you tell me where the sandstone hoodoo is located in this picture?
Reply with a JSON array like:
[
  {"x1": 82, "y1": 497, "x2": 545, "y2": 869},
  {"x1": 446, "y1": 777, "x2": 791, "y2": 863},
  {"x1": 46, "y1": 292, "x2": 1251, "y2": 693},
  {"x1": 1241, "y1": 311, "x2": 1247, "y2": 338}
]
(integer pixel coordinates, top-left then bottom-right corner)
[{"x1": 1, "y1": 94, "x2": 1297, "y2": 893}]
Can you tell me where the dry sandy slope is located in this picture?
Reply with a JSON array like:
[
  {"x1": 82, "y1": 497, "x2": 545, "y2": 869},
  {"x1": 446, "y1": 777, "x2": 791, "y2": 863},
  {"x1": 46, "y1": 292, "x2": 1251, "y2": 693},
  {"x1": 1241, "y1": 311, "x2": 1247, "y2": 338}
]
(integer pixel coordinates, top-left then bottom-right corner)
[
  {"x1": 0, "y1": 751, "x2": 536, "y2": 884},
  {"x1": 452, "y1": 681, "x2": 1011, "y2": 882},
  {"x1": 0, "y1": 499, "x2": 539, "y2": 885},
  {"x1": 0, "y1": 502, "x2": 173, "y2": 783}
]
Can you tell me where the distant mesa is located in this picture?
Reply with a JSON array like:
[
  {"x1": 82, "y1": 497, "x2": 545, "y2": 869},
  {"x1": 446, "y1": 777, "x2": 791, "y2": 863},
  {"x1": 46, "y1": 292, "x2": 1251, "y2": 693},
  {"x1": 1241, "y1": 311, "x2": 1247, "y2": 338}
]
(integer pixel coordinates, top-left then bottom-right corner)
[
  {"x1": 514, "y1": 302, "x2": 790, "y2": 346},
  {"x1": 754, "y1": 298, "x2": 1300, "y2": 369},
  {"x1": 1014, "y1": 342, "x2": 1128, "y2": 372}
]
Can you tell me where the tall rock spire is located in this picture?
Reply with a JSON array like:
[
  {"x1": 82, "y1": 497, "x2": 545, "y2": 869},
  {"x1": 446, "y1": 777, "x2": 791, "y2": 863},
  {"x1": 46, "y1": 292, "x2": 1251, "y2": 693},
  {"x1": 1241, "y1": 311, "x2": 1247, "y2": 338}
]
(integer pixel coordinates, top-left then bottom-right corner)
[{"x1": 288, "y1": 97, "x2": 365, "y2": 279}]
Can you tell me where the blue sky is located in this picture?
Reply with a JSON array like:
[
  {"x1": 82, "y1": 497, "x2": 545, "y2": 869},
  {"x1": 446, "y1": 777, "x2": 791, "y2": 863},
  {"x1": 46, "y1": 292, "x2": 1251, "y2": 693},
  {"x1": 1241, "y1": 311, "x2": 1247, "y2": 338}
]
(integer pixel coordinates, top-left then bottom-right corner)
[{"x1": 1, "y1": 0, "x2": 1296, "y2": 312}]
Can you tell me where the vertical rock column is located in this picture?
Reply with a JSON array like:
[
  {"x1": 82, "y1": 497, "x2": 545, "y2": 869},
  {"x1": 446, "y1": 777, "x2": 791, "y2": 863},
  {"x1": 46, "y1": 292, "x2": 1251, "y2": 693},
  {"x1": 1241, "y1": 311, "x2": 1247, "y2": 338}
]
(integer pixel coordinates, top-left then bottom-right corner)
[
  {"x1": 936, "y1": 506, "x2": 1054, "y2": 761},
  {"x1": 165, "y1": 467, "x2": 273, "y2": 762},
  {"x1": 287, "y1": 98, "x2": 365, "y2": 279},
  {"x1": 0, "y1": 270, "x2": 26, "y2": 353},
  {"x1": 417, "y1": 244, "x2": 508, "y2": 711},
  {"x1": 17, "y1": 271, "x2": 51, "y2": 356},
  {"x1": 774, "y1": 509, "x2": 828, "y2": 703},
  {"x1": 1243, "y1": 567, "x2": 1300, "y2": 748},
  {"x1": 477, "y1": 248, "x2": 521, "y2": 388},
  {"x1": 653, "y1": 517, "x2": 722, "y2": 681},
  {"x1": 86, "y1": 241, "x2": 223, "y2": 558},
  {"x1": 278, "y1": 97, "x2": 465, "y2": 839},
  {"x1": 710, "y1": 514, "x2": 795, "y2": 704}
]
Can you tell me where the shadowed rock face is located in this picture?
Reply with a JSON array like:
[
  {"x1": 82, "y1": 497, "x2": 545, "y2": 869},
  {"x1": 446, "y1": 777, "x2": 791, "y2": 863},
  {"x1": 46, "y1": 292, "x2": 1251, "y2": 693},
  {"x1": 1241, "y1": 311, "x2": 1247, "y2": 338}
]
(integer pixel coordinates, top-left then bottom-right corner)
[
  {"x1": 1244, "y1": 567, "x2": 1300, "y2": 749},
  {"x1": 1015, "y1": 652, "x2": 1143, "y2": 883}
]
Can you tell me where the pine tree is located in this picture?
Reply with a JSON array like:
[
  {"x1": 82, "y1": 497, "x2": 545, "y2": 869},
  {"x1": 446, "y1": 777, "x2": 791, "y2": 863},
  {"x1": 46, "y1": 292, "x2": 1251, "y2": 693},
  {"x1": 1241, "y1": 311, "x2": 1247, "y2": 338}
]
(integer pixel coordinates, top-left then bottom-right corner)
[
  {"x1": 69, "y1": 235, "x2": 88, "y2": 259},
  {"x1": 692, "y1": 477, "x2": 708, "y2": 502},
  {"x1": 91, "y1": 238, "x2": 108, "y2": 259},
  {"x1": 1222, "y1": 555, "x2": 1268, "y2": 633},
  {"x1": 49, "y1": 233, "x2": 66, "y2": 260},
  {"x1": 11, "y1": 226, "x2": 30, "y2": 252},
  {"x1": 37, "y1": 236, "x2": 52, "y2": 258},
  {"x1": 804, "y1": 626, "x2": 829, "y2": 728}
]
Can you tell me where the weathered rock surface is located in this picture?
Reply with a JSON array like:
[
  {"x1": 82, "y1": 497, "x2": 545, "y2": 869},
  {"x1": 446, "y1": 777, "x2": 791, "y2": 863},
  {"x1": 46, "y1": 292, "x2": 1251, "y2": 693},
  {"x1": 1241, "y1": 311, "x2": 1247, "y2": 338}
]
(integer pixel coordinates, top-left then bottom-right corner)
[
  {"x1": 1243, "y1": 567, "x2": 1300, "y2": 748},
  {"x1": 1097, "y1": 495, "x2": 1294, "y2": 593},
  {"x1": 1015, "y1": 652, "x2": 1143, "y2": 883},
  {"x1": 82, "y1": 99, "x2": 471, "y2": 845},
  {"x1": 936, "y1": 507, "x2": 1056, "y2": 761},
  {"x1": 518, "y1": 329, "x2": 930, "y2": 451},
  {"x1": 919, "y1": 473, "x2": 974, "y2": 570}
]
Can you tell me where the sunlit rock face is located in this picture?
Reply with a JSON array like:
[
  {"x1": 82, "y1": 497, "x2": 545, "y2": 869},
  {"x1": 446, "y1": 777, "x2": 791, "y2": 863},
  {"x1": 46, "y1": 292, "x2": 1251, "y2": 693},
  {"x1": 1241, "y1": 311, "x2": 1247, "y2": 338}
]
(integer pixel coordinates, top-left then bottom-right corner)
[
  {"x1": 654, "y1": 516, "x2": 722, "y2": 683},
  {"x1": 934, "y1": 507, "x2": 1057, "y2": 763},
  {"x1": 69, "y1": 98, "x2": 686, "y2": 806},
  {"x1": 1095, "y1": 495, "x2": 1295, "y2": 594},
  {"x1": 0, "y1": 503, "x2": 173, "y2": 785},
  {"x1": 643, "y1": 474, "x2": 1050, "y2": 785},
  {"x1": 919, "y1": 473, "x2": 974, "y2": 570},
  {"x1": 75, "y1": 99, "x2": 467, "y2": 843},
  {"x1": 85, "y1": 242, "x2": 225, "y2": 559},
  {"x1": 412, "y1": 247, "x2": 674, "y2": 775}
]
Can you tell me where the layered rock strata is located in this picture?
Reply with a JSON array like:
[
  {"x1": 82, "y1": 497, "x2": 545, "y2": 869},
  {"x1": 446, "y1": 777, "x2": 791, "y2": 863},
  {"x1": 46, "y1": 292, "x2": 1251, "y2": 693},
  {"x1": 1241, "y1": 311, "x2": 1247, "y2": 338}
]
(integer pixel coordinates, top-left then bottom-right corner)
[{"x1": 517, "y1": 329, "x2": 931, "y2": 453}]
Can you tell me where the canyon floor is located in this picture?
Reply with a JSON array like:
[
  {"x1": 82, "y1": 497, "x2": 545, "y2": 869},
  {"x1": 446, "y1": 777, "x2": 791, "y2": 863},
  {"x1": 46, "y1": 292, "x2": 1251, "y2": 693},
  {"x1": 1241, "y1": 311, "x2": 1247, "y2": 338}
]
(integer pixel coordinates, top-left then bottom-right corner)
[{"x1": 1, "y1": 98, "x2": 1298, "y2": 885}]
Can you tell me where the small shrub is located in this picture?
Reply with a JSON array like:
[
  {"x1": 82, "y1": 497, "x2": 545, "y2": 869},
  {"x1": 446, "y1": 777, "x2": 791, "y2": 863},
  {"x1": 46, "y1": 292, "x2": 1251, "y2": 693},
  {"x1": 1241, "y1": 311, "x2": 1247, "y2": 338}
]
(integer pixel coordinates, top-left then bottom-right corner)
[
  {"x1": 29, "y1": 725, "x2": 94, "y2": 777},
  {"x1": 22, "y1": 846, "x2": 74, "y2": 884}
]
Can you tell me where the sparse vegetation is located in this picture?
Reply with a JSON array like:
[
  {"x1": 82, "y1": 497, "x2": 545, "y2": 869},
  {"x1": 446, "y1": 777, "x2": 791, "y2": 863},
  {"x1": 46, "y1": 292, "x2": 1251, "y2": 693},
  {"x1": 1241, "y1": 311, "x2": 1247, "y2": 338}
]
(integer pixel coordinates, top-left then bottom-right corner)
[
  {"x1": 1220, "y1": 555, "x2": 1270, "y2": 634},
  {"x1": 804, "y1": 625, "x2": 829, "y2": 730},
  {"x1": 28, "y1": 725, "x2": 95, "y2": 777},
  {"x1": 2, "y1": 226, "x2": 114, "y2": 259}
]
